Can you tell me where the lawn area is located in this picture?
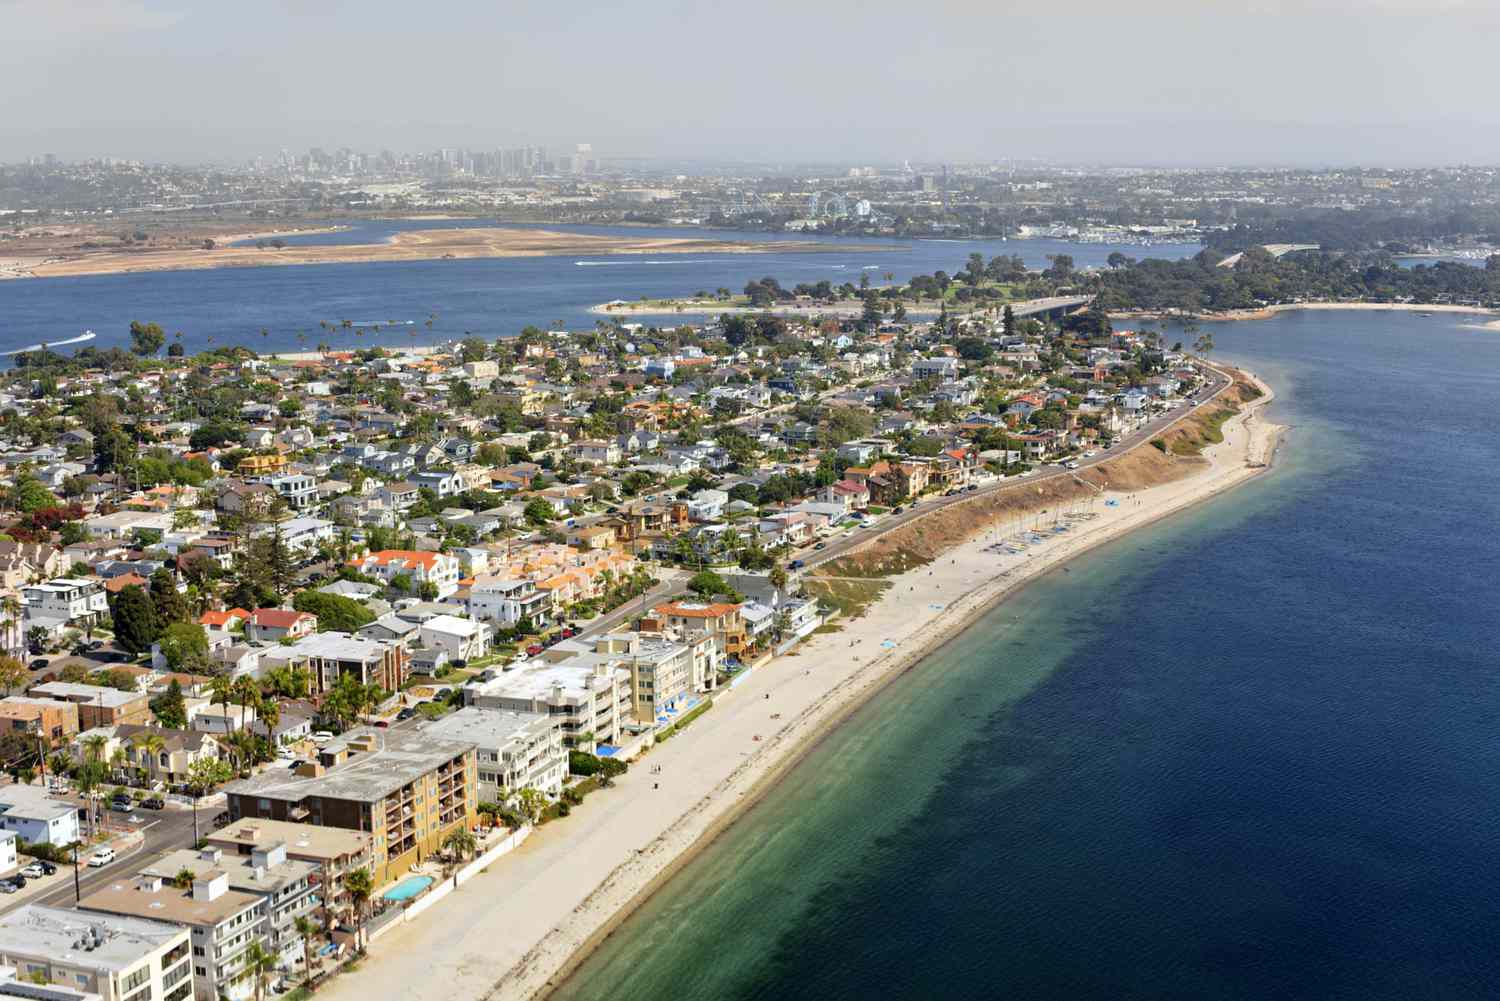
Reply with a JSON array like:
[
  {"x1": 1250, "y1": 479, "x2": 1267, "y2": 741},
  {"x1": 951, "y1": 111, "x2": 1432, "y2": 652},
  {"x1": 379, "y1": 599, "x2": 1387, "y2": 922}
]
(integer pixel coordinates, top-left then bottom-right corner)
[{"x1": 802, "y1": 577, "x2": 893, "y2": 620}]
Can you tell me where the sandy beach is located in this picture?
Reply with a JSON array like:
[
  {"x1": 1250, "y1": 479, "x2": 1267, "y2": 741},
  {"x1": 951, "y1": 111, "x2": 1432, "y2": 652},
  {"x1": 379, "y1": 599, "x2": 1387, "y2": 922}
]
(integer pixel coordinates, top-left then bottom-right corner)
[
  {"x1": 15, "y1": 228, "x2": 893, "y2": 280},
  {"x1": 591, "y1": 298, "x2": 944, "y2": 318},
  {"x1": 1112, "y1": 302, "x2": 1500, "y2": 323},
  {"x1": 310, "y1": 369, "x2": 1283, "y2": 1001}
]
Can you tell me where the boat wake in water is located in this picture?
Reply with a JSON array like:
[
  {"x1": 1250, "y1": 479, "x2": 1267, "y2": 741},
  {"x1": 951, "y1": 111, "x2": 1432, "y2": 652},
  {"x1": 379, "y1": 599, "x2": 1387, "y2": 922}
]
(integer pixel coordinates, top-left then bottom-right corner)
[{"x1": 0, "y1": 330, "x2": 96, "y2": 356}]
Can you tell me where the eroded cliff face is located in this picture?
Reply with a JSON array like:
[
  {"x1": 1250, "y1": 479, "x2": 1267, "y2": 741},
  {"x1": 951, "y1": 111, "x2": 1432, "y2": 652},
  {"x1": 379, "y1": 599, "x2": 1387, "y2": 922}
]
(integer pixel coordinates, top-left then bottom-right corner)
[{"x1": 816, "y1": 369, "x2": 1259, "y2": 579}]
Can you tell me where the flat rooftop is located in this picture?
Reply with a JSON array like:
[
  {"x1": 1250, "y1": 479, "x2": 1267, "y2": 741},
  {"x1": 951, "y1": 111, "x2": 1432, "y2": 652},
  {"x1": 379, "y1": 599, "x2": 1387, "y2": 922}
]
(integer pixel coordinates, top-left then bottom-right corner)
[
  {"x1": 143, "y1": 848, "x2": 316, "y2": 896},
  {"x1": 207, "y1": 818, "x2": 372, "y2": 861},
  {"x1": 469, "y1": 660, "x2": 627, "y2": 703},
  {"x1": 418, "y1": 706, "x2": 554, "y2": 747},
  {"x1": 79, "y1": 878, "x2": 260, "y2": 929},
  {"x1": 0, "y1": 905, "x2": 185, "y2": 971},
  {"x1": 27, "y1": 683, "x2": 141, "y2": 708},
  {"x1": 223, "y1": 726, "x2": 473, "y2": 805}
]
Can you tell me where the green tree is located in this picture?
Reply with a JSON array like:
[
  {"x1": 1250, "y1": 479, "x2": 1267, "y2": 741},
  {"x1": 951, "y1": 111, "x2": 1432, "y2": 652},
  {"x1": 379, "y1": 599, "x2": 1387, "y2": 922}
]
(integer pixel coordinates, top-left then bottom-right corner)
[
  {"x1": 150, "y1": 678, "x2": 188, "y2": 729},
  {"x1": 149, "y1": 569, "x2": 190, "y2": 625},
  {"x1": 128, "y1": 321, "x2": 166, "y2": 357},
  {"x1": 687, "y1": 570, "x2": 732, "y2": 599},
  {"x1": 0, "y1": 656, "x2": 26, "y2": 695},
  {"x1": 291, "y1": 591, "x2": 375, "y2": 633},
  {"x1": 109, "y1": 585, "x2": 159, "y2": 655},
  {"x1": 523, "y1": 498, "x2": 556, "y2": 526},
  {"x1": 344, "y1": 867, "x2": 374, "y2": 950},
  {"x1": 157, "y1": 623, "x2": 208, "y2": 674},
  {"x1": 294, "y1": 916, "x2": 319, "y2": 984}
]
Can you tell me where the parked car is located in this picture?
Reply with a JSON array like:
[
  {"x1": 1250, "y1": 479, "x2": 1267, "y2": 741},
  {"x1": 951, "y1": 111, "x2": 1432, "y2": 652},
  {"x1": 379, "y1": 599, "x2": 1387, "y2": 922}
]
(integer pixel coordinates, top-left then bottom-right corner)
[
  {"x1": 373, "y1": 720, "x2": 389, "y2": 729},
  {"x1": 140, "y1": 798, "x2": 165, "y2": 811},
  {"x1": 29, "y1": 659, "x2": 48, "y2": 671},
  {"x1": 789, "y1": 560, "x2": 805, "y2": 570},
  {"x1": 396, "y1": 708, "x2": 417, "y2": 721},
  {"x1": 110, "y1": 800, "x2": 134, "y2": 813},
  {"x1": 526, "y1": 644, "x2": 543, "y2": 657},
  {"x1": 311, "y1": 731, "x2": 334, "y2": 744},
  {"x1": 813, "y1": 542, "x2": 826, "y2": 551},
  {"x1": 0, "y1": 882, "x2": 16, "y2": 894},
  {"x1": 87, "y1": 848, "x2": 116, "y2": 868},
  {"x1": 20, "y1": 861, "x2": 56, "y2": 879}
]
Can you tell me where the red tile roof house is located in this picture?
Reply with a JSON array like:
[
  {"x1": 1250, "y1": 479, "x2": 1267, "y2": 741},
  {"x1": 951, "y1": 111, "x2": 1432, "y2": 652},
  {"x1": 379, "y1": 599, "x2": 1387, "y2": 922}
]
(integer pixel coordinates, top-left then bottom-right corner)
[
  {"x1": 245, "y1": 608, "x2": 317, "y2": 643},
  {"x1": 199, "y1": 608, "x2": 251, "y2": 631}
]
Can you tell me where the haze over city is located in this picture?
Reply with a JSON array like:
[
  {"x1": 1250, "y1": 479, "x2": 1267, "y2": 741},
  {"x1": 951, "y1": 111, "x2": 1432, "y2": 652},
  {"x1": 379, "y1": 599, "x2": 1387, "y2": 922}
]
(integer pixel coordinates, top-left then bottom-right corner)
[
  {"x1": 2, "y1": 5, "x2": 1500, "y2": 1001},
  {"x1": 6, "y1": 0, "x2": 1500, "y2": 165}
]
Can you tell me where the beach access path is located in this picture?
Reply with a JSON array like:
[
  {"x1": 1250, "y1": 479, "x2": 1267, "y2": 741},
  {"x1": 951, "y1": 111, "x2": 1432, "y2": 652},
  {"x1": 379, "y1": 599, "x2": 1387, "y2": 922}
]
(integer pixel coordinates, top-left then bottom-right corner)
[{"x1": 315, "y1": 371, "x2": 1284, "y2": 1001}]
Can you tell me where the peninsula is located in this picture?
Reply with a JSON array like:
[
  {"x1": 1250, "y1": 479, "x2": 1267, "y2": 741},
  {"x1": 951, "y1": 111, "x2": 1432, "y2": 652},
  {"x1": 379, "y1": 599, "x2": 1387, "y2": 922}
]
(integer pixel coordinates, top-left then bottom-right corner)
[{"x1": 8, "y1": 227, "x2": 895, "y2": 280}]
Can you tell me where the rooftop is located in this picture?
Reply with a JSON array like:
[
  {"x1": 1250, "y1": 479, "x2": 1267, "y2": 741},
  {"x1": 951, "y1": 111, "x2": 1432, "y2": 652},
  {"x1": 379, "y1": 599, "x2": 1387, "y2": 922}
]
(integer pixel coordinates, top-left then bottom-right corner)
[
  {"x1": 417, "y1": 707, "x2": 554, "y2": 747},
  {"x1": 0, "y1": 905, "x2": 185, "y2": 972},
  {"x1": 207, "y1": 817, "x2": 372, "y2": 861},
  {"x1": 223, "y1": 726, "x2": 474, "y2": 805},
  {"x1": 142, "y1": 846, "x2": 316, "y2": 896},
  {"x1": 79, "y1": 877, "x2": 260, "y2": 929},
  {"x1": 27, "y1": 683, "x2": 142, "y2": 709}
]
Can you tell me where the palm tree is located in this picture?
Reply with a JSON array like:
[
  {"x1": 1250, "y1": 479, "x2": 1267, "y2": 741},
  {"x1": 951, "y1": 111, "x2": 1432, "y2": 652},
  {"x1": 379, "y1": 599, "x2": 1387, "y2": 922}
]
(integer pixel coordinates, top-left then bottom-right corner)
[
  {"x1": 241, "y1": 941, "x2": 275, "y2": 1001},
  {"x1": 294, "y1": 915, "x2": 319, "y2": 986},
  {"x1": 515, "y1": 787, "x2": 545, "y2": 827},
  {"x1": 442, "y1": 828, "x2": 477, "y2": 863},
  {"x1": 344, "y1": 867, "x2": 374, "y2": 951},
  {"x1": 232, "y1": 676, "x2": 259, "y2": 732},
  {"x1": 130, "y1": 732, "x2": 166, "y2": 785},
  {"x1": 209, "y1": 675, "x2": 234, "y2": 733},
  {"x1": 171, "y1": 867, "x2": 196, "y2": 890}
]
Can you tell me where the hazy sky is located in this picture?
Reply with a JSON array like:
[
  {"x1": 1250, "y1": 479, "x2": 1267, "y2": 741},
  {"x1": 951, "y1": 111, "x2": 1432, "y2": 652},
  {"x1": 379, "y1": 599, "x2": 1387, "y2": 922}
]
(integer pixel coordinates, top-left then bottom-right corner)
[{"x1": 4, "y1": 0, "x2": 1498, "y2": 166}]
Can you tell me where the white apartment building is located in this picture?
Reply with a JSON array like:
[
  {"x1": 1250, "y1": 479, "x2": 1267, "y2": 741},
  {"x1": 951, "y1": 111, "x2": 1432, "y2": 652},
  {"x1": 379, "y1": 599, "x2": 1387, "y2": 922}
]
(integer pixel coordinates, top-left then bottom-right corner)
[
  {"x1": 467, "y1": 579, "x2": 553, "y2": 629},
  {"x1": 418, "y1": 707, "x2": 566, "y2": 801},
  {"x1": 23, "y1": 579, "x2": 109, "y2": 634},
  {"x1": 0, "y1": 905, "x2": 192, "y2": 1001},
  {"x1": 465, "y1": 660, "x2": 632, "y2": 746},
  {"x1": 346, "y1": 551, "x2": 461, "y2": 598},
  {"x1": 79, "y1": 871, "x2": 267, "y2": 1001}
]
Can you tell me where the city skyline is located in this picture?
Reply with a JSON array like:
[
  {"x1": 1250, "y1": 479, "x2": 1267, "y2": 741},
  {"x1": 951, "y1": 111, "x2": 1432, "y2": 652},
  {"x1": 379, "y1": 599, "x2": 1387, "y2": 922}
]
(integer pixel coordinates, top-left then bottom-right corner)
[{"x1": 6, "y1": 0, "x2": 1500, "y2": 166}]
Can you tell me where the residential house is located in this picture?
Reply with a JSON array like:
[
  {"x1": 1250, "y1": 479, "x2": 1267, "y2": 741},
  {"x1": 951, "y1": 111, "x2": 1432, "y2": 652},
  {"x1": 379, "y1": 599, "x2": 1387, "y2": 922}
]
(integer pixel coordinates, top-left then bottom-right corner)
[{"x1": 244, "y1": 609, "x2": 317, "y2": 644}]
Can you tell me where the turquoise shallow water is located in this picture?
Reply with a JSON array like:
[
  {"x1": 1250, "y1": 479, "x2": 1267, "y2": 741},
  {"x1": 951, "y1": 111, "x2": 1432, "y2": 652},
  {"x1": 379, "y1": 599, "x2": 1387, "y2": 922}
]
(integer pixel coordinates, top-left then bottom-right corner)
[{"x1": 553, "y1": 310, "x2": 1500, "y2": 1001}]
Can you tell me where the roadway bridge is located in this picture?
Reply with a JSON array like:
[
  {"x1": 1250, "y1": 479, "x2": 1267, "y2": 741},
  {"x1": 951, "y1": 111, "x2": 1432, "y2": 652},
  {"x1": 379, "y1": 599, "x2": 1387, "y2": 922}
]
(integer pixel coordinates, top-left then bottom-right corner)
[
  {"x1": 1216, "y1": 244, "x2": 1319, "y2": 268},
  {"x1": 1008, "y1": 295, "x2": 1091, "y2": 318}
]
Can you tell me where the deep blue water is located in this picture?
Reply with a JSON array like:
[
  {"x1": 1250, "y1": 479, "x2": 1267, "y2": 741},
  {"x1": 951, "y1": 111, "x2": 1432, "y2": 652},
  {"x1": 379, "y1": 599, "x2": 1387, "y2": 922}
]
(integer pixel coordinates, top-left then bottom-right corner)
[
  {"x1": 552, "y1": 309, "x2": 1500, "y2": 1001},
  {"x1": 0, "y1": 223, "x2": 1196, "y2": 358}
]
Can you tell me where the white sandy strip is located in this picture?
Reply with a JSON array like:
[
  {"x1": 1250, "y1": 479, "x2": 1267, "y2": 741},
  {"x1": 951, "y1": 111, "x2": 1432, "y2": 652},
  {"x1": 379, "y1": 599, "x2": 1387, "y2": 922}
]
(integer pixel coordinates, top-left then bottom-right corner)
[{"x1": 315, "y1": 378, "x2": 1284, "y2": 1001}]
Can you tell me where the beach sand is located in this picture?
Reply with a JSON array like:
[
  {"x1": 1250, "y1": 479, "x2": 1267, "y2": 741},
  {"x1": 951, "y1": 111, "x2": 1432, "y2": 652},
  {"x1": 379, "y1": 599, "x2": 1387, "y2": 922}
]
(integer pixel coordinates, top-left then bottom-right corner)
[
  {"x1": 1113, "y1": 302, "x2": 1500, "y2": 323},
  {"x1": 18, "y1": 228, "x2": 893, "y2": 280},
  {"x1": 312, "y1": 371, "x2": 1284, "y2": 1001}
]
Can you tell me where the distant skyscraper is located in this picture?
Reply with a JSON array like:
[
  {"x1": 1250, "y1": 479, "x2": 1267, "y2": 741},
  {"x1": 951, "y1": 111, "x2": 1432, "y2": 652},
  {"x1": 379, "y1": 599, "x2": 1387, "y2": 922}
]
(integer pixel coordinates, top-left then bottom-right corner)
[{"x1": 571, "y1": 143, "x2": 594, "y2": 175}]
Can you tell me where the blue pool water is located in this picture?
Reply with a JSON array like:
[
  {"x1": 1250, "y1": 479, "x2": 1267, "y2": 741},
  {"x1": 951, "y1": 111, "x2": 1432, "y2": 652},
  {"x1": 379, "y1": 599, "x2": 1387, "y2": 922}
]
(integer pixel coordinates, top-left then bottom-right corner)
[{"x1": 382, "y1": 875, "x2": 434, "y2": 902}]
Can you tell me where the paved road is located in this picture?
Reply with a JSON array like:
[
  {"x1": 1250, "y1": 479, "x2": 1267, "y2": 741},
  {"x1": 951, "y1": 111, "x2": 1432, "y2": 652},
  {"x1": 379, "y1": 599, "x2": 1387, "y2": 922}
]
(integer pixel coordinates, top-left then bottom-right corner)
[
  {"x1": 798, "y1": 364, "x2": 1232, "y2": 572},
  {"x1": 0, "y1": 804, "x2": 202, "y2": 913}
]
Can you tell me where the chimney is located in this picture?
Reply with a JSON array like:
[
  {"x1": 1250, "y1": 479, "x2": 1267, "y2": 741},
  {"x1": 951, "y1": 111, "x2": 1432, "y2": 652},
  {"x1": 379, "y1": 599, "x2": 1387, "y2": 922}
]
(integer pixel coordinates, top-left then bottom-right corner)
[
  {"x1": 191, "y1": 871, "x2": 229, "y2": 902},
  {"x1": 198, "y1": 847, "x2": 223, "y2": 865}
]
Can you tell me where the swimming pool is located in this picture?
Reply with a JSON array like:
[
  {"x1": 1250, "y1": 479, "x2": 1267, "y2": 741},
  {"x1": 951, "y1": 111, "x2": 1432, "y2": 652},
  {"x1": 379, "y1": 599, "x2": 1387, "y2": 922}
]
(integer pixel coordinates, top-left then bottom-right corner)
[{"x1": 382, "y1": 875, "x2": 434, "y2": 902}]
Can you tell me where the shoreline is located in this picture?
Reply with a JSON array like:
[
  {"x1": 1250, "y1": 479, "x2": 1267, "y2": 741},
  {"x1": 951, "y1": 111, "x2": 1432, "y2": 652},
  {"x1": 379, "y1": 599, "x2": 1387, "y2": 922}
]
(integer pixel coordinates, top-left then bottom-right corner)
[
  {"x1": 534, "y1": 370, "x2": 1284, "y2": 1000},
  {"x1": 312, "y1": 370, "x2": 1284, "y2": 1001},
  {"x1": 590, "y1": 298, "x2": 946, "y2": 318},
  {"x1": 1111, "y1": 301, "x2": 1500, "y2": 322},
  {"x1": 8, "y1": 229, "x2": 899, "y2": 281}
]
